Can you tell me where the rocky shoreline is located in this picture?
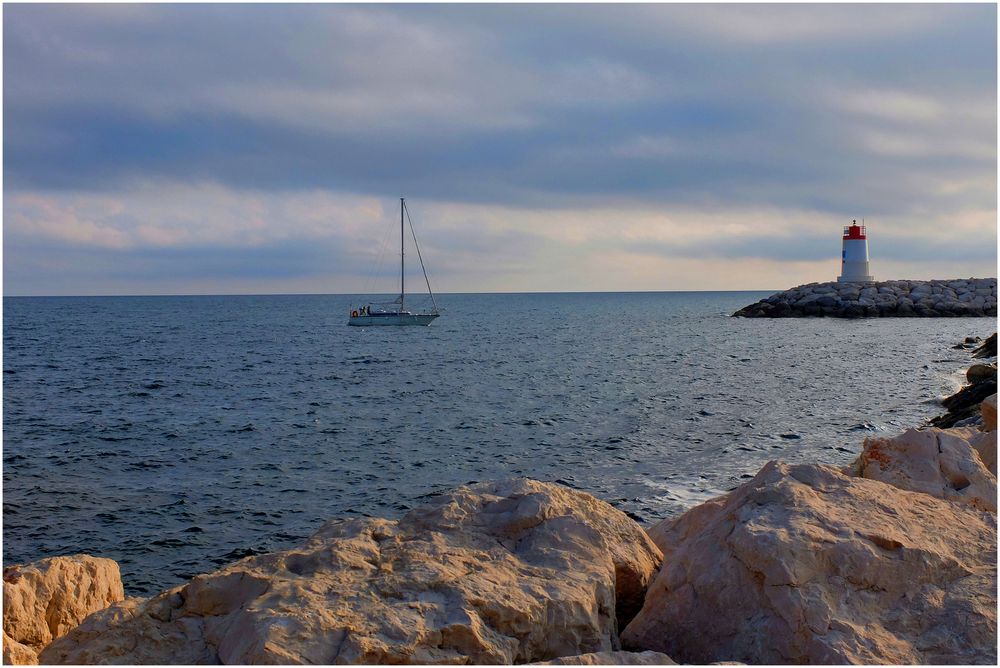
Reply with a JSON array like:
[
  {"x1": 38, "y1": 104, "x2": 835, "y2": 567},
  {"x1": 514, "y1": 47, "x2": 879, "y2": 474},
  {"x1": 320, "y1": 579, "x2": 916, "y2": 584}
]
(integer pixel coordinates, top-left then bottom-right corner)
[
  {"x1": 930, "y1": 335, "x2": 997, "y2": 429},
  {"x1": 733, "y1": 278, "x2": 997, "y2": 318},
  {"x1": 4, "y1": 338, "x2": 997, "y2": 665}
]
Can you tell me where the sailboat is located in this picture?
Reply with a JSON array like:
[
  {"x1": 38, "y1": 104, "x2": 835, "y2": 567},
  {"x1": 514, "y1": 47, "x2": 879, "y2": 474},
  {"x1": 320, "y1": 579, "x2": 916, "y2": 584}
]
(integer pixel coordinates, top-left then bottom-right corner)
[{"x1": 348, "y1": 197, "x2": 440, "y2": 326}]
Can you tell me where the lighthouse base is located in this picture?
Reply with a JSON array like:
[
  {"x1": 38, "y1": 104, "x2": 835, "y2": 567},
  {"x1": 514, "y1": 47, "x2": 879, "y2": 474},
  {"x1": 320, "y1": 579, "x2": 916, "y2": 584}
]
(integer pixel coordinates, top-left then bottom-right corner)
[{"x1": 838, "y1": 259, "x2": 874, "y2": 283}]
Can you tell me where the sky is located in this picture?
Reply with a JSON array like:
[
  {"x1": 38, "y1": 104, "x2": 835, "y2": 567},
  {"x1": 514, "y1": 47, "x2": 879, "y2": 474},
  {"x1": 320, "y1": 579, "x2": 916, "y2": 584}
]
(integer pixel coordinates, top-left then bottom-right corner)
[{"x1": 3, "y1": 3, "x2": 997, "y2": 296}]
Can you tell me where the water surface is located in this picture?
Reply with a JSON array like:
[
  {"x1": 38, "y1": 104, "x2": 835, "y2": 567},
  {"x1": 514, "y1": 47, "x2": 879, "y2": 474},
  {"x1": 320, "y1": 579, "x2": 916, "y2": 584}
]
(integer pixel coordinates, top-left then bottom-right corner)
[{"x1": 3, "y1": 292, "x2": 989, "y2": 593}]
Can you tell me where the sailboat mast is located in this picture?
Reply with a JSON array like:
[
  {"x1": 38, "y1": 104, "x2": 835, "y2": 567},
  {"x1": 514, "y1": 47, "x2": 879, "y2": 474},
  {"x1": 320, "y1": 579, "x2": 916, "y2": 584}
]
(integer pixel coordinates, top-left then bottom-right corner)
[{"x1": 399, "y1": 197, "x2": 406, "y2": 313}]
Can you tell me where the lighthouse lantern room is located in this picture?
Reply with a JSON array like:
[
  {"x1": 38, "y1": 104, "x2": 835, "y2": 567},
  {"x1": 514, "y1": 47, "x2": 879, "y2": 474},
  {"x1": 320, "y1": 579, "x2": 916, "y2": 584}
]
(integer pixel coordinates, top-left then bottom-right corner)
[{"x1": 837, "y1": 220, "x2": 874, "y2": 283}]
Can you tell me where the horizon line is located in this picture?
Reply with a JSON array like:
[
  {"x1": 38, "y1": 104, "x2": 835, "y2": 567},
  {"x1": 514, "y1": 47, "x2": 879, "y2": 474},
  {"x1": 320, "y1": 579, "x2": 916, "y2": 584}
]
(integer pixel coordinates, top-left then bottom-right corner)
[{"x1": 3, "y1": 288, "x2": 783, "y2": 299}]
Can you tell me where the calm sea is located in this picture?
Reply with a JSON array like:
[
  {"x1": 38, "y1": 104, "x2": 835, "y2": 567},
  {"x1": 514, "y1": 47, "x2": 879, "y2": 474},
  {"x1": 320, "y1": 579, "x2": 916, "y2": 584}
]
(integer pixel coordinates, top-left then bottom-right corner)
[{"x1": 3, "y1": 292, "x2": 992, "y2": 594}]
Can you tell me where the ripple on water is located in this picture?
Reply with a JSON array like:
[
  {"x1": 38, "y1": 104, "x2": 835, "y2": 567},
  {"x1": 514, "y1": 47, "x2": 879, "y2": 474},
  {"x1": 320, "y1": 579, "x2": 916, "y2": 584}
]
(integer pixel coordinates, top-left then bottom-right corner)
[{"x1": 3, "y1": 292, "x2": 989, "y2": 594}]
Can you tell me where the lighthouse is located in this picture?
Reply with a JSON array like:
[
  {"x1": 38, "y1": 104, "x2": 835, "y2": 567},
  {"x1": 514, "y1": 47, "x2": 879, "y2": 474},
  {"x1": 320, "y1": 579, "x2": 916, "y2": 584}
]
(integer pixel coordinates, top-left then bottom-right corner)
[{"x1": 837, "y1": 220, "x2": 874, "y2": 283}]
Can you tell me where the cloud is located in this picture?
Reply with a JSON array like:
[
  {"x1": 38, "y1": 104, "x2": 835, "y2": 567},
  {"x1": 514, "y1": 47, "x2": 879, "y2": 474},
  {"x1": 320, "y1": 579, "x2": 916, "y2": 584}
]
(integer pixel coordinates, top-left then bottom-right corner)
[
  {"x1": 6, "y1": 183, "x2": 994, "y2": 296},
  {"x1": 3, "y1": 4, "x2": 995, "y2": 295},
  {"x1": 649, "y1": 4, "x2": 957, "y2": 45}
]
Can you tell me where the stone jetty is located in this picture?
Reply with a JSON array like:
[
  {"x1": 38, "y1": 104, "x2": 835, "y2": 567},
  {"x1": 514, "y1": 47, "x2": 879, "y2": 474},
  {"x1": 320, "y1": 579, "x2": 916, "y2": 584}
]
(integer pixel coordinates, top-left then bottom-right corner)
[
  {"x1": 734, "y1": 278, "x2": 997, "y2": 318},
  {"x1": 4, "y1": 348, "x2": 997, "y2": 665}
]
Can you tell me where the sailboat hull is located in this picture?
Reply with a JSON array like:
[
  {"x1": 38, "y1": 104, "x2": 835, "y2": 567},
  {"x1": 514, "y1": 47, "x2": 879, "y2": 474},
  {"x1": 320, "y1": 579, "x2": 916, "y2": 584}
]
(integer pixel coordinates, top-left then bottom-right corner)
[{"x1": 348, "y1": 313, "x2": 439, "y2": 327}]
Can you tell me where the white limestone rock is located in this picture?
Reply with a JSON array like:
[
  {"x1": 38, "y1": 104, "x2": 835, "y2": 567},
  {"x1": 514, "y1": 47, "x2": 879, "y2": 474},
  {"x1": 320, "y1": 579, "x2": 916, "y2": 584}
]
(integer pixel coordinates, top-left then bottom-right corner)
[
  {"x1": 983, "y1": 394, "x2": 997, "y2": 433},
  {"x1": 846, "y1": 427, "x2": 996, "y2": 512},
  {"x1": 2, "y1": 555, "x2": 125, "y2": 665},
  {"x1": 623, "y1": 462, "x2": 997, "y2": 664}
]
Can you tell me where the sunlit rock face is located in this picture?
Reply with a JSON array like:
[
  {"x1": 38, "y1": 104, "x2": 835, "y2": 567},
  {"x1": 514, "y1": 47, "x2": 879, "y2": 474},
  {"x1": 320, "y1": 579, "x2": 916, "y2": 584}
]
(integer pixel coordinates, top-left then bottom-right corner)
[
  {"x1": 2, "y1": 555, "x2": 125, "y2": 665},
  {"x1": 41, "y1": 479, "x2": 662, "y2": 665},
  {"x1": 734, "y1": 278, "x2": 997, "y2": 318},
  {"x1": 982, "y1": 394, "x2": 998, "y2": 433},
  {"x1": 624, "y1": 461, "x2": 997, "y2": 665},
  {"x1": 847, "y1": 426, "x2": 997, "y2": 512}
]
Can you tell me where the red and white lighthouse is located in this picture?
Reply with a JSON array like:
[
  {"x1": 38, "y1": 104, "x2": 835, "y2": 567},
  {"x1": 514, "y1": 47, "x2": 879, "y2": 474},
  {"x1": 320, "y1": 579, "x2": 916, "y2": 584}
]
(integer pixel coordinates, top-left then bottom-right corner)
[{"x1": 837, "y1": 220, "x2": 874, "y2": 283}]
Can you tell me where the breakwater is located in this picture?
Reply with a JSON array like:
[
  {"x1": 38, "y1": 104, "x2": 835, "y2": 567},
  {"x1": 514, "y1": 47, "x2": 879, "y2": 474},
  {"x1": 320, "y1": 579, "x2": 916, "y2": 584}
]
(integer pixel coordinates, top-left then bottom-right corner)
[{"x1": 734, "y1": 278, "x2": 997, "y2": 318}]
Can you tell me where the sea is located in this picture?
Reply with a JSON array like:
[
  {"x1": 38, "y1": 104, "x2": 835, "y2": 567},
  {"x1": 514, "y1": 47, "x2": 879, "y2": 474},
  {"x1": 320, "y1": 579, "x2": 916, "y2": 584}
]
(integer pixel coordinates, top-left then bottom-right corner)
[{"x1": 3, "y1": 292, "x2": 993, "y2": 595}]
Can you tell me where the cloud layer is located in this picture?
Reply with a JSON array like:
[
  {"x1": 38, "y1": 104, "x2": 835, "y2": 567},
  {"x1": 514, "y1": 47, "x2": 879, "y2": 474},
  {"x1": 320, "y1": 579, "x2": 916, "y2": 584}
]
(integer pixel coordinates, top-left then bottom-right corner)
[{"x1": 4, "y1": 4, "x2": 996, "y2": 295}]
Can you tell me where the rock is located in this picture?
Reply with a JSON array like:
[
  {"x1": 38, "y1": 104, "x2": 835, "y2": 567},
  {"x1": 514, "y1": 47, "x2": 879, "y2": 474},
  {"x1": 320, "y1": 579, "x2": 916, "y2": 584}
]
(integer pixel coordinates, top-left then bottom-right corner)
[
  {"x1": 983, "y1": 394, "x2": 997, "y2": 433},
  {"x1": 816, "y1": 295, "x2": 838, "y2": 308},
  {"x1": 534, "y1": 650, "x2": 677, "y2": 665},
  {"x1": 794, "y1": 293, "x2": 822, "y2": 306},
  {"x1": 960, "y1": 426, "x2": 998, "y2": 477},
  {"x1": 42, "y1": 479, "x2": 662, "y2": 665},
  {"x1": 621, "y1": 462, "x2": 997, "y2": 664},
  {"x1": 3, "y1": 631, "x2": 38, "y2": 665},
  {"x1": 931, "y1": 378, "x2": 998, "y2": 428},
  {"x1": 968, "y1": 364, "x2": 997, "y2": 384},
  {"x1": 846, "y1": 427, "x2": 996, "y2": 512},
  {"x1": 2, "y1": 555, "x2": 124, "y2": 665},
  {"x1": 974, "y1": 333, "x2": 997, "y2": 358}
]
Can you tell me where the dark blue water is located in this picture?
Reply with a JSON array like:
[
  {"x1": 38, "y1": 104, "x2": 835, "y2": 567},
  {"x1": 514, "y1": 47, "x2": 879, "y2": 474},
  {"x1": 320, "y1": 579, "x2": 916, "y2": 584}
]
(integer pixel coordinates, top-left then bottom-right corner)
[{"x1": 4, "y1": 292, "x2": 992, "y2": 594}]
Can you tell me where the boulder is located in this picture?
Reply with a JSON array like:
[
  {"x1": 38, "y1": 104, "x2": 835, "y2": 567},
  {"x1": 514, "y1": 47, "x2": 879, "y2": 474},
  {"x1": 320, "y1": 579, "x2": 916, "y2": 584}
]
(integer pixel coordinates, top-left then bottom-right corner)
[
  {"x1": 846, "y1": 427, "x2": 996, "y2": 512},
  {"x1": 2, "y1": 555, "x2": 124, "y2": 665},
  {"x1": 968, "y1": 364, "x2": 997, "y2": 384},
  {"x1": 983, "y1": 394, "x2": 997, "y2": 433},
  {"x1": 794, "y1": 293, "x2": 822, "y2": 306},
  {"x1": 622, "y1": 462, "x2": 997, "y2": 664},
  {"x1": 931, "y1": 378, "x2": 998, "y2": 428},
  {"x1": 534, "y1": 650, "x2": 676, "y2": 665},
  {"x1": 962, "y1": 427, "x2": 997, "y2": 477},
  {"x1": 3, "y1": 632, "x2": 37, "y2": 666},
  {"x1": 42, "y1": 479, "x2": 662, "y2": 665},
  {"x1": 974, "y1": 333, "x2": 998, "y2": 358}
]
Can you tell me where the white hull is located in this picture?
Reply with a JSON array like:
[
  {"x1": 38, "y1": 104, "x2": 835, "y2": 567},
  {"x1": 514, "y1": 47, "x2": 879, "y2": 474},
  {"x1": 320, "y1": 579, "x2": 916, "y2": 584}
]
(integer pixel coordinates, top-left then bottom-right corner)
[{"x1": 348, "y1": 313, "x2": 439, "y2": 327}]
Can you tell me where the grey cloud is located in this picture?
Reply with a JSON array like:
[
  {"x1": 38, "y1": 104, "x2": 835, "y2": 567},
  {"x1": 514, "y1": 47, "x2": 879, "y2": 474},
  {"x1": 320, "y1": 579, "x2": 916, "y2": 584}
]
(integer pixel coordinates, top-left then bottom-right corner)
[
  {"x1": 621, "y1": 225, "x2": 997, "y2": 264},
  {"x1": 6, "y1": 4, "x2": 994, "y2": 211},
  {"x1": 3, "y1": 4, "x2": 995, "y2": 294}
]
